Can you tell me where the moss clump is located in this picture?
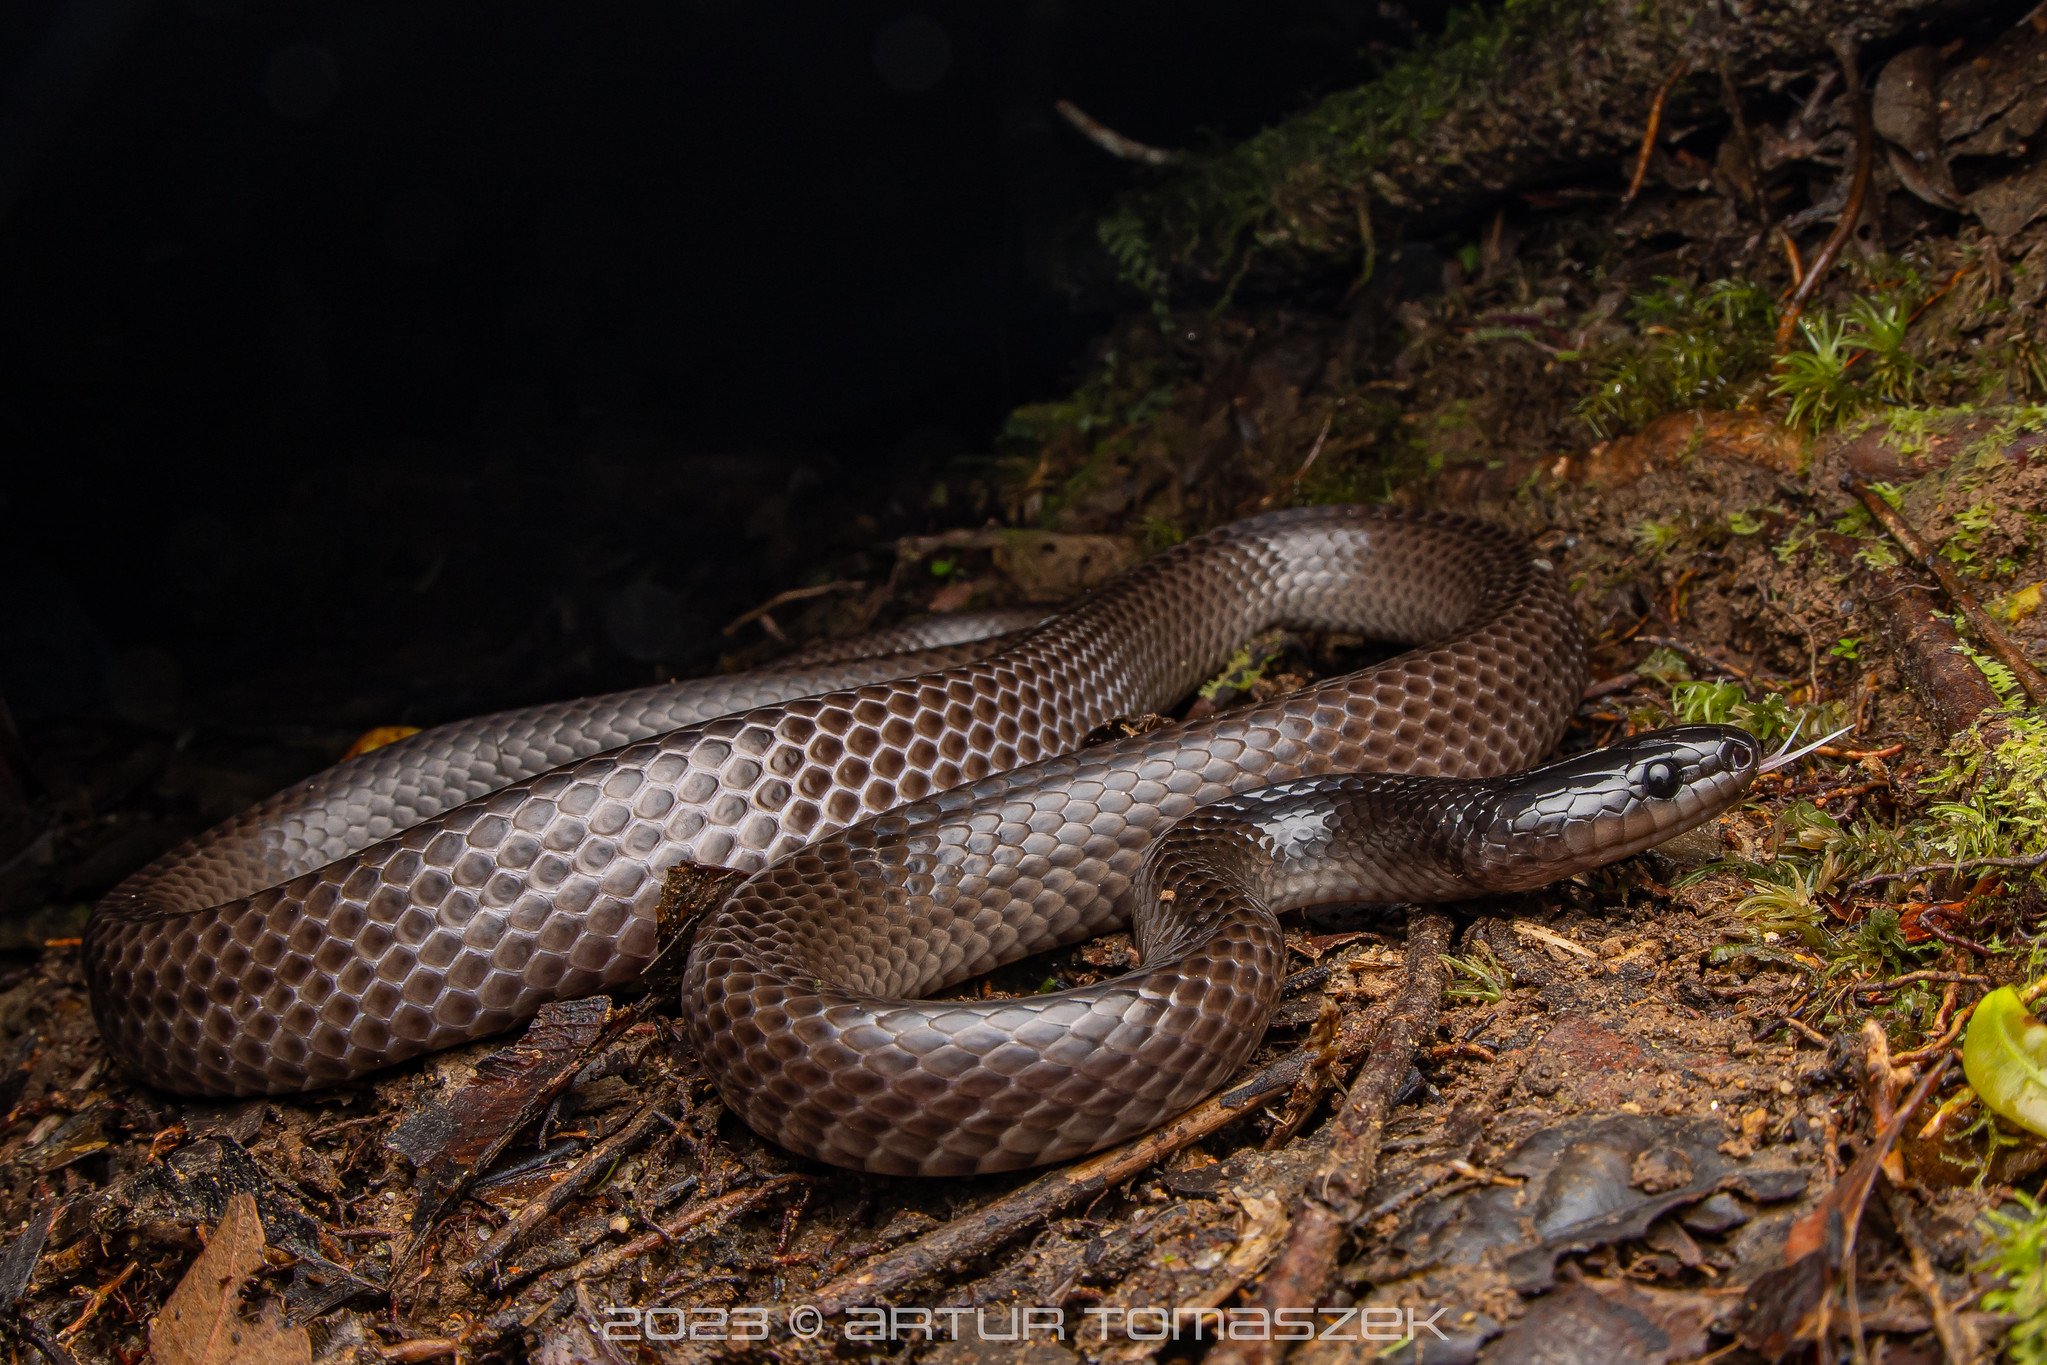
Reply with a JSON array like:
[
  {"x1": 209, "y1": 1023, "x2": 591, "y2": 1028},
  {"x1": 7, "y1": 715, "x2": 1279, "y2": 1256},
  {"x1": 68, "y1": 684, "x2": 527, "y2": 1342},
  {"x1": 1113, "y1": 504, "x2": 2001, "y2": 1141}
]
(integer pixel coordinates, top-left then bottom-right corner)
[
  {"x1": 1567, "y1": 251, "x2": 2047, "y2": 441},
  {"x1": 1981, "y1": 1190, "x2": 2047, "y2": 1365},
  {"x1": 1579, "y1": 279, "x2": 1779, "y2": 437},
  {"x1": 1100, "y1": 0, "x2": 1596, "y2": 308}
]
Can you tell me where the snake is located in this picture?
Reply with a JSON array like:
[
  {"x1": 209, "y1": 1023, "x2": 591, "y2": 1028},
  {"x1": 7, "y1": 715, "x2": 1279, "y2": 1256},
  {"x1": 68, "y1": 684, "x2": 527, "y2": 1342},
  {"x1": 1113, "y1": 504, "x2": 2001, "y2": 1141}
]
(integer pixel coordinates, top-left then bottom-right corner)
[{"x1": 83, "y1": 505, "x2": 1765, "y2": 1176}]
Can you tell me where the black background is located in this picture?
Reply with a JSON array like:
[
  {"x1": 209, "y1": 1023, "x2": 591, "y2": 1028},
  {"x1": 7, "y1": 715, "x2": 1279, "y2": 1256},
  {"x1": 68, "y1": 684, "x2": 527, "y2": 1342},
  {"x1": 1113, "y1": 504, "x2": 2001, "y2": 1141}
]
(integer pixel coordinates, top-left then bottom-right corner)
[{"x1": 1, "y1": 1, "x2": 1434, "y2": 734}]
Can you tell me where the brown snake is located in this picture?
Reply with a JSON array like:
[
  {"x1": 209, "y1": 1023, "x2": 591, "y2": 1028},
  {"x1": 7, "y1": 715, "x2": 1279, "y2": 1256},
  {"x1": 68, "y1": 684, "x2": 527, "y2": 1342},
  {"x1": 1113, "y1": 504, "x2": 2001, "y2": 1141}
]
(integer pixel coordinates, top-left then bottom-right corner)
[{"x1": 84, "y1": 506, "x2": 1762, "y2": 1174}]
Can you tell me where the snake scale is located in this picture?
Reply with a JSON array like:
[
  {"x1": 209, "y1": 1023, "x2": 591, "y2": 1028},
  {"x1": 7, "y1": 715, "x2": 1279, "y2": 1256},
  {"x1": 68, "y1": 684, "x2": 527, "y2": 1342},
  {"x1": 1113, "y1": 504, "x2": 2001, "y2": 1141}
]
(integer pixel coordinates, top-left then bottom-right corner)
[{"x1": 84, "y1": 506, "x2": 1761, "y2": 1174}]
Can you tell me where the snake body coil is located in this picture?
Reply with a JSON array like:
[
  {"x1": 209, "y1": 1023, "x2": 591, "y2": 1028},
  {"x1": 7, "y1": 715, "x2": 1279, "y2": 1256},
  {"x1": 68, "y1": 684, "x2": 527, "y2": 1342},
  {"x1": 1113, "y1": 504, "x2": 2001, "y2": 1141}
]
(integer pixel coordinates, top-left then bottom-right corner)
[{"x1": 84, "y1": 506, "x2": 1756, "y2": 1174}]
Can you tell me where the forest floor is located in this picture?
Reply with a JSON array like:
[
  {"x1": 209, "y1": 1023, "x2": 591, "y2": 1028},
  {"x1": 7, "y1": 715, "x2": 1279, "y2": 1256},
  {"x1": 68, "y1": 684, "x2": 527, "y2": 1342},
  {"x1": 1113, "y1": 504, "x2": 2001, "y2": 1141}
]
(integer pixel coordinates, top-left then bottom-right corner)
[{"x1": 8, "y1": 2, "x2": 2047, "y2": 1363}]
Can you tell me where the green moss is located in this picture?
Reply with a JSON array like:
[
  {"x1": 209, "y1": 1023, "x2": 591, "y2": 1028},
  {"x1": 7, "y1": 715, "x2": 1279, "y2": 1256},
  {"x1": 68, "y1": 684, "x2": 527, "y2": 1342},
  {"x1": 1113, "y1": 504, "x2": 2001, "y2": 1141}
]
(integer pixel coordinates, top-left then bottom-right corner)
[
  {"x1": 1981, "y1": 1190, "x2": 2047, "y2": 1365},
  {"x1": 1579, "y1": 278, "x2": 1778, "y2": 437},
  {"x1": 1198, "y1": 641, "x2": 1283, "y2": 704},
  {"x1": 1566, "y1": 266, "x2": 2029, "y2": 438},
  {"x1": 1100, "y1": 0, "x2": 1596, "y2": 307}
]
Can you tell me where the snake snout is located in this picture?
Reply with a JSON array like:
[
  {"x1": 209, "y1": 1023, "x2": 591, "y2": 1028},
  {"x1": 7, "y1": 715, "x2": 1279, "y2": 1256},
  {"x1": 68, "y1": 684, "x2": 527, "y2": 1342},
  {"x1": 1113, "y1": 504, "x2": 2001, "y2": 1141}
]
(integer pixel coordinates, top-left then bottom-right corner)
[{"x1": 1480, "y1": 724, "x2": 1762, "y2": 887}]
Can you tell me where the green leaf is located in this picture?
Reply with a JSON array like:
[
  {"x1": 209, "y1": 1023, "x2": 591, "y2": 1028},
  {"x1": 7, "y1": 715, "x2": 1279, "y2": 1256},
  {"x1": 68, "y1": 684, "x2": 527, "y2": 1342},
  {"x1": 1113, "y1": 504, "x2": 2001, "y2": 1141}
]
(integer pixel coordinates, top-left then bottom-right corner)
[{"x1": 1962, "y1": 986, "x2": 2047, "y2": 1137}]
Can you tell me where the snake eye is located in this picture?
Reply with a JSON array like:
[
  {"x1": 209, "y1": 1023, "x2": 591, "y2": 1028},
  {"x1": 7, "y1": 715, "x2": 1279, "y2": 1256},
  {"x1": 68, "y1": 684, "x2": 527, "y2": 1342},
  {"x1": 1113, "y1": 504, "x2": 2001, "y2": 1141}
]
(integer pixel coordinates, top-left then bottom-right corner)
[{"x1": 1640, "y1": 759, "x2": 1682, "y2": 800}]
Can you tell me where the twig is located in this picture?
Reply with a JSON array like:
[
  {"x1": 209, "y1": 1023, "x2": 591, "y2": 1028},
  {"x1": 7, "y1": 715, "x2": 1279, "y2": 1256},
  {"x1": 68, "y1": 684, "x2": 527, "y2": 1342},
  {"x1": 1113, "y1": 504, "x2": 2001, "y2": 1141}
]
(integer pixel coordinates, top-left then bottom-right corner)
[
  {"x1": 556, "y1": 1178, "x2": 804, "y2": 1307},
  {"x1": 1621, "y1": 60, "x2": 1692, "y2": 207},
  {"x1": 809, "y1": 920, "x2": 1453, "y2": 1315},
  {"x1": 476, "y1": 1176, "x2": 806, "y2": 1345},
  {"x1": 1916, "y1": 917, "x2": 1998, "y2": 958},
  {"x1": 721, "y1": 580, "x2": 865, "y2": 641},
  {"x1": 1846, "y1": 474, "x2": 2047, "y2": 707},
  {"x1": 460, "y1": 1100, "x2": 670, "y2": 1286},
  {"x1": 1815, "y1": 743, "x2": 1903, "y2": 761},
  {"x1": 1053, "y1": 100, "x2": 1183, "y2": 165},
  {"x1": 1204, "y1": 912, "x2": 1453, "y2": 1365},
  {"x1": 1780, "y1": 1016, "x2": 1830, "y2": 1046},
  {"x1": 1583, "y1": 670, "x2": 1641, "y2": 700},
  {"x1": 1634, "y1": 634, "x2": 1752, "y2": 679},
  {"x1": 1853, "y1": 970, "x2": 1993, "y2": 993},
  {"x1": 1778, "y1": 228, "x2": 1806, "y2": 286},
  {"x1": 1882, "y1": 1184, "x2": 1971, "y2": 1363},
  {"x1": 55, "y1": 1261, "x2": 133, "y2": 1341},
  {"x1": 1891, "y1": 1001, "x2": 1974, "y2": 1068},
  {"x1": 1259, "y1": 409, "x2": 1339, "y2": 509},
  {"x1": 1512, "y1": 919, "x2": 1598, "y2": 960},
  {"x1": 1851, "y1": 849, "x2": 2047, "y2": 892},
  {"x1": 1774, "y1": 40, "x2": 1872, "y2": 353},
  {"x1": 1846, "y1": 1059, "x2": 1947, "y2": 1360}
]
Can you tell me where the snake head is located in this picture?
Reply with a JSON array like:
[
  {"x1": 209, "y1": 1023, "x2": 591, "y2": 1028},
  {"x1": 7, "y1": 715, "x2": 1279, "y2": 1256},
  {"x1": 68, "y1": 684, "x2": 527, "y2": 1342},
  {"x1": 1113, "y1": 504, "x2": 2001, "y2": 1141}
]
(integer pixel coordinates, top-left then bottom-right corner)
[{"x1": 1474, "y1": 724, "x2": 1761, "y2": 890}]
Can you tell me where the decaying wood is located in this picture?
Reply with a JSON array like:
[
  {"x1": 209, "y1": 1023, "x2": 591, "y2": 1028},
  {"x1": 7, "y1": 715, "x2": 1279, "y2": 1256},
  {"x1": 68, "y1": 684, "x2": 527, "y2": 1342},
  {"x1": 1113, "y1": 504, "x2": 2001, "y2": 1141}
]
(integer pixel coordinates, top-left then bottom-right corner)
[
  {"x1": 1848, "y1": 473, "x2": 2047, "y2": 707},
  {"x1": 1205, "y1": 911, "x2": 1453, "y2": 1365},
  {"x1": 1109, "y1": 0, "x2": 2001, "y2": 294}
]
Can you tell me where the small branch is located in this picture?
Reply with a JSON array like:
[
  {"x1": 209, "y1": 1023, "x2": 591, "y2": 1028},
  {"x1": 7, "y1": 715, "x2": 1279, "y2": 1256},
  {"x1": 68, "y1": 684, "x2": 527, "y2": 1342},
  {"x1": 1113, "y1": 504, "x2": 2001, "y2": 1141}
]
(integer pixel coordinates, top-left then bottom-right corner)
[
  {"x1": 1621, "y1": 60, "x2": 1692, "y2": 207},
  {"x1": 1633, "y1": 633, "x2": 1752, "y2": 680},
  {"x1": 809, "y1": 921, "x2": 1452, "y2": 1314},
  {"x1": 1845, "y1": 475, "x2": 2047, "y2": 707},
  {"x1": 1816, "y1": 743, "x2": 1903, "y2": 761},
  {"x1": 1583, "y1": 670, "x2": 1641, "y2": 700},
  {"x1": 1053, "y1": 100, "x2": 1183, "y2": 165},
  {"x1": 1204, "y1": 911, "x2": 1453, "y2": 1365},
  {"x1": 1778, "y1": 227, "x2": 1806, "y2": 286},
  {"x1": 1916, "y1": 917, "x2": 1999, "y2": 958},
  {"x1": 1852, "y1": 970, "x2": 1993, "y2": 992},
  {"x1": 721, "y1": 580, "x2": 866, "y2": 642},
  {"x1": 460, "y1": 1099, "x2": 670, "y2": 1287},
  {"x1": 474, "y1": 1176, "x2": 807, "y2": 1346},
  {"x1": 1882, "y1": 1184, "x2": 1972, "y2": 1363},
  {"x1": 1774, "y1": 40, "x2": 1873, "y2": 352},
  {"x1": 1854, "y1": 850, "x2": 2047, "y2": 894},
  {"x1": 1781, "y1": 1016, "x2": 1831, "y2": 1046},
  {"x1": 1891, "y1": 1000, "x2": 1975, "y2": 1068}
]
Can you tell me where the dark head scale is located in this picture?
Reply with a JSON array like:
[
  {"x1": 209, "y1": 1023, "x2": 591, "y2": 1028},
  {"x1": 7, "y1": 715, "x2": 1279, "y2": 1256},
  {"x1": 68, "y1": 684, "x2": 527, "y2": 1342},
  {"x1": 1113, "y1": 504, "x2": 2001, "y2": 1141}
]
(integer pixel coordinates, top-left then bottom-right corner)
[{"x1": 1480, "y1": 724, "x2": 1764, "y2": 888}]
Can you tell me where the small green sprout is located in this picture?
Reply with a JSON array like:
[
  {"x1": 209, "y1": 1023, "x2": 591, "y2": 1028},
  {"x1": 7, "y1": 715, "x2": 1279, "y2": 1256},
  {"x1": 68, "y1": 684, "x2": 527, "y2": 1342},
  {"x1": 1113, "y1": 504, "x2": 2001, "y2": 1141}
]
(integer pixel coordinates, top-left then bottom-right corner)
[
  {"x1": 1633, "y1": 519, "x2": 1683, "y2": 557},
  {"x1": 1979, "y1": 1188, "x2": 2047, "y2": 1365},
  {"x1": 1773, "y1": 315, "x2": 1859, "y2": 434},
  {"x1": 1443, "y1": 943, "x2": 1510, "y2": 1004}
]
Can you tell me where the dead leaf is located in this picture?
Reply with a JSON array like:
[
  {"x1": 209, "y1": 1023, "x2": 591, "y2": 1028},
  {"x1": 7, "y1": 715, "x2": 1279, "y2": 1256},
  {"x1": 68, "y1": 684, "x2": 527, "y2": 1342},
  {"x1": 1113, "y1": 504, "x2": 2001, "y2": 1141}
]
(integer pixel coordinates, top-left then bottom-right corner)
[
  {"x1": 387, "y1": 996, "x2": 616, "y2": 1258},
  {"x1": 1873, "y1": 46, "x2": 1963, "y2": 209},
  {"x1": 1225, "y1": 1191, "x2": 1289, "y2": 1276},
  {"x1": 150, "y1": 1192, "x2": 310, "y2": 1365}
]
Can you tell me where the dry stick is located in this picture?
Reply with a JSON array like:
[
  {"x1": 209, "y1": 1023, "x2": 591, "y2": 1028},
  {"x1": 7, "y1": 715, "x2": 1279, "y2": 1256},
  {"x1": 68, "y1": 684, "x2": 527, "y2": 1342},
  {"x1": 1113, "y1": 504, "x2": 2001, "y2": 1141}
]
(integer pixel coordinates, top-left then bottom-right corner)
[
  {"x1": 1633, "y1": 634, "x2": 1752, "y2": 679},
  {"x1": 808, "y1": 931, "x2": 1446, "y2": 1314},
  {"x1": 476, "y1": 1176, "x2": 807, "y2": 1345},
  {"x1": 1846, "y1": 474, "x2": 2047, "y2": 708},
  {"x1": 1852, "y1": 970, "x2": 1993, "y2": 992},
  {"x1": 1881, "y1": 1184, "x2": 1971, "y2": 1364},
  {"x1": 1621, "y1": 60, "x2": 1691, "y2": 207},
  {"x1": 720, "y1": 579, "x2": 866, "y2": 640},
  {"x1": 1204, "y1": 911, "x2": 1454, "y2": 1365},
  {"x1": 1917, "y1": 917, "x2": 1999, "y2": 958},
  {"x1": 1774, "y1": 39, "x2": 1872, "y2": 353},
  {"x1": 459, "y1": 1099, "x2": 671, "y2": 1285},
  {"x1": 1583, "y1": 671, "x2": 1642, "y2": 701},
  {"x1": 1853, "y1": 849, "x2": 2047, "y2": 893},
  {"x1": 1890, "y1": 1002, "x2": 1974, "y2": 1068},
  {"x1": 1053, "y1": 100, "x2": 1184, "y2": 165}
]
